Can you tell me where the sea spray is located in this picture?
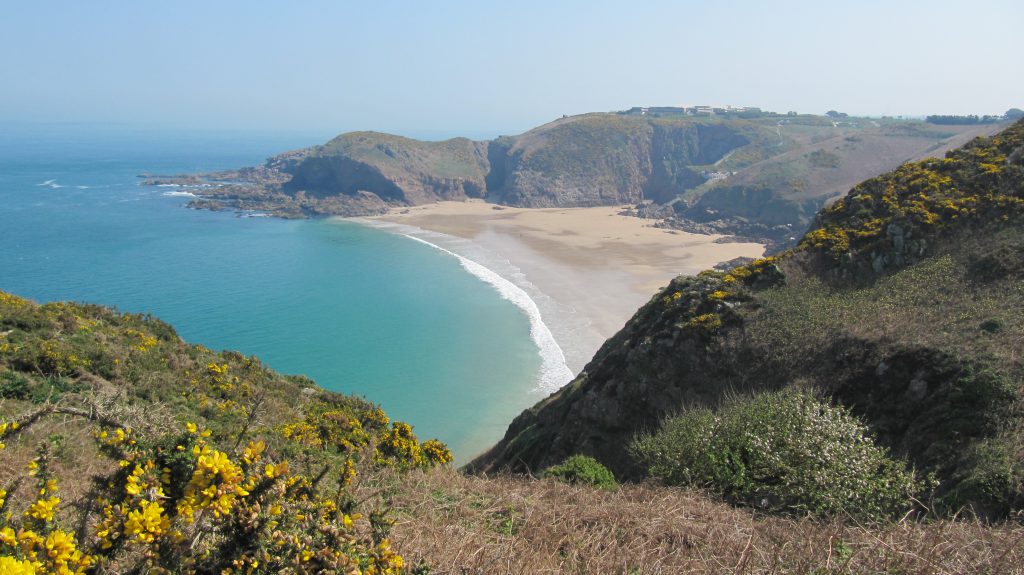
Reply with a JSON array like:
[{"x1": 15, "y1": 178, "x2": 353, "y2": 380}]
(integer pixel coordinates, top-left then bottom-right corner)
[{"x1": 401, "y1": 234, "x2": 575, "y2": 393}]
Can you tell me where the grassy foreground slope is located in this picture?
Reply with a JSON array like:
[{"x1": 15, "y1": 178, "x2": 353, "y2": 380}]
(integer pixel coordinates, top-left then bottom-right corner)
[
  {"x1": 472, "y1": 120, "x2": 1024, "y2": 518},
  {"x1": 383, "y1": 468, "x2": 1024, "y2": 573},
  {"x1": 0, "y1": 293, "x2": 451, "y2": 574},
  {"x1": 0, "y1": 303, "x2": 1020, "y2": 575}
]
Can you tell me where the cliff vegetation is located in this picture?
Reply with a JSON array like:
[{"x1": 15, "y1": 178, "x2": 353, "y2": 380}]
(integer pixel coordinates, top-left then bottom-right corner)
[
  {"x1": 0, "y1": 292, "x2": 451, "y2": 574},
  {"x1": 472, "y1": 120, "x2": 1024, "y2": 521}
]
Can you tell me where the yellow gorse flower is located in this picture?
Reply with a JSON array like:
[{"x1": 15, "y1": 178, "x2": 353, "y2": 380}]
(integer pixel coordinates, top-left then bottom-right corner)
[
  {"x1": 177, "y1": 447, "x2": 247, "y2": 519},
  {"x1": 0, "y1": 556, "x2": 37, "y2": 575},
  {"x1": 124, "y1": 500, "x2": 170, "y2": 544},
  {"x1": 25, "y1": 497, "x2": 60, "y2": 522}
]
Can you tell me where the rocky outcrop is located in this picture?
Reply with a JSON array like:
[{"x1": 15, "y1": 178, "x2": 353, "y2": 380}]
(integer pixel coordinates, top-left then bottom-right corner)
[{"x1": 279, "y1": 132, "x2": 491, "y2": 205}]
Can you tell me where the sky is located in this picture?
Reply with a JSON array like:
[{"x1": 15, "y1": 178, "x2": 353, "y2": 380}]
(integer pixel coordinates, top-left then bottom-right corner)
[{"x1": 1, "y1": 0, "x2": 1022, "y2": 138}]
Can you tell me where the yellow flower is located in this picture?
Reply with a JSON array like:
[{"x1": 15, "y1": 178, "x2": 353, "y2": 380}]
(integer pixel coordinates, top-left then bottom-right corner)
[
  {"x1": 125, "y1": 466, "x2": 145, "y2": 496},
  {"x1": 44, "y1": 529, "x2": 76, "y2": 562},
  {"x1": 243, "y1": 440, "x2": 265, "y2": 464},
  {"x1": 26, "y1": 496, "x2": 60, "y2": 522},
  {"x1": 124, "y1": 500, "x2": 170, "y2": 543},
  {"x1": 0, "y1": 556, "x2": 36, "y2": 575},
  {"x1": 186, "y1": 422, "x2": 197, "y2": 434},
  {"x1": 264, "y1": 460, "x2": 291, "y2": 479}
]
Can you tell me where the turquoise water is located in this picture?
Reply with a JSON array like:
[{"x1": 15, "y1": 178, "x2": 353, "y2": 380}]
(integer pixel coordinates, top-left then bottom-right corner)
[{"x1": 0, "y1": 124, "x2": 543, "y2": 461}]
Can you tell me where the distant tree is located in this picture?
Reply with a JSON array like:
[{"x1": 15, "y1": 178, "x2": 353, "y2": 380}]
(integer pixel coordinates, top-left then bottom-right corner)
[
  {"x1": 826, "y1": 110, "x2": 841, "y2": 118},
  {"x1": 787, "y1": 111, "x2": 798, "y2": 116},
  {"x1": 1006, "y1": 108, "x2": 1024, "y2": 120},
  {"x1": 926, "y1": 114, "x2": 998, "y2": 125}
]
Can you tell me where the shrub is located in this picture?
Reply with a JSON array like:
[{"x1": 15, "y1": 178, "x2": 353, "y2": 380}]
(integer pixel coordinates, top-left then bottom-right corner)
[
  {"x1": 939, "y1": 436, "x2": 1024, "y2": 518},
  {"x1": 631, "y1": 389, "x2": 924, "y2": 521},
  {"x1": 543, "y1": 455, "x2": 618, "y2": 490},
  {"x1": 0, "y1": 370, "x2": 30, "y2": 399}
]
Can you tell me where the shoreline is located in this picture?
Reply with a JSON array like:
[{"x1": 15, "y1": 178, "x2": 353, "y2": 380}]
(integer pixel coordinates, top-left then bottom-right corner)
[{"x1": 352, "y1": 200, "x2": 766, "y2": 378}]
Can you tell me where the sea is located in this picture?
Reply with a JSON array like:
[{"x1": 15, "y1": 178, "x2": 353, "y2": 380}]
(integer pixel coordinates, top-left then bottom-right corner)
[{"x1": 0, "y1": 124, "x2": 570, "y2": 462}]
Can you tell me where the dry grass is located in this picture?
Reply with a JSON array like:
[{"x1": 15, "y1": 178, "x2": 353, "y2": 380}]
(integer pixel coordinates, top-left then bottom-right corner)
[{"x1": 375, "y1": 468, "x2": 1024, "y2": 575}]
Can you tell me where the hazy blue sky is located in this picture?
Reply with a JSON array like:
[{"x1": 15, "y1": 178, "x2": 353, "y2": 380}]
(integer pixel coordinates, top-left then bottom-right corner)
[{"x1": 1, "y1": 0, "x2": 1021, "y2": 137}]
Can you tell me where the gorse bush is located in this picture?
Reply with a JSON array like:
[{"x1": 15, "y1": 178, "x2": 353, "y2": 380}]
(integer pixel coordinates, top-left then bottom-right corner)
[
  {"x1": 542, "y1": 455, "x2": 618, "y2": 490},
  {"x1": 0, "y1": 290, "x2": 454, "y2": 574},
  {"x1": 631, "y1": 389, "x2": 924, "y2": 521}
]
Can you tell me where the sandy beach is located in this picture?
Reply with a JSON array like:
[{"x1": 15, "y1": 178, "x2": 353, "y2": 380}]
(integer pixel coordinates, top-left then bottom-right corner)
[{"x1": 361, "y1": 200, "x2": 765, "y2": 374}]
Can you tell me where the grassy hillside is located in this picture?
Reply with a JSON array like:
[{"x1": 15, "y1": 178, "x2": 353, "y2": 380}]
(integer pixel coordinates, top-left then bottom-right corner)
[
  {"x1": 0, "y1": 293, "x2": 452, "y2": 574},
  {"x1": 472, "y1": 120, "x2": 1024, "y2": 519},
  {"x1": 2, "y1": 293, "x2": 1022, "y2": 574},
  {"x1": 384, "y1": 468, "x2": 1023, "y2": 573},
  {"x1": 673, "y1": 118, "x2": 1006, "y2": 245}
]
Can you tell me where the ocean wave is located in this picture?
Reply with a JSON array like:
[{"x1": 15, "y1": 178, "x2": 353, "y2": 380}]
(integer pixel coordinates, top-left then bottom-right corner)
[
  {"x1": 162, "y1": 191, "x2": 197, "y2": 198},
  {"x1": 401, "y1": 234, "x2": 574, "y2": 393},
  {"x1": 36, "y1": 179, "x2": 63, "y2": 189}
]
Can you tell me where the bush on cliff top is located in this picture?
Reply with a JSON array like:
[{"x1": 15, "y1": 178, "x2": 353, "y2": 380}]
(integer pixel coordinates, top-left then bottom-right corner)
[
  {"x1": 543, "y1": 455, "x2": 618, "y2": 491},
  {"x1": 631, "y1": 389, "x2": 925, "y2": 521}
]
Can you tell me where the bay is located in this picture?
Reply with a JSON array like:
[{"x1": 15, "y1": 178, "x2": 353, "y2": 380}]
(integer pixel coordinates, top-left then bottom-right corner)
[{"x1": 0, "y1": 124, "x2": 543, "y2": 461}]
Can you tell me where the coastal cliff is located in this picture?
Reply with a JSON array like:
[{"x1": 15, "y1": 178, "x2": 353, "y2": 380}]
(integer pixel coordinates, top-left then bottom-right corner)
[
  {"x1": 470, "y1": 119, "x2": 1024, "y2": 518},
  {"x1": 156, "y1": 111, "x2": 1004, "y2": 245}
]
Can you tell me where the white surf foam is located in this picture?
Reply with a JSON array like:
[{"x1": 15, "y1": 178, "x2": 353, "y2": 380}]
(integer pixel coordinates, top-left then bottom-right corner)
[
  {"x1": 162, "y1": 191, "x2": 197, "y2": 198},
  {"x1": 401, "y1": 233, "x2": 574, "y2": 394},
  {"x1": 37, "y1": 179, "x2": 63, "y2": 189}
]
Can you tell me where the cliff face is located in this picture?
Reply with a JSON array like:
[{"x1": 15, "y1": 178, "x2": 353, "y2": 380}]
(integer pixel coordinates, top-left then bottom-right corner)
[
  {"x1": 469, "y1": 120, "x2": 1024, "y2": 517},
  {"x1": 173, "y1": 114, "x2": 758, "y2": 217},
  {"x1": 166, "y1": 113, "x2": 1004, "y2": 240},
  {"x1": 280, "y1": 132, "x2": 491, "y2": 204},
  {"x1": 487, "y1": 116, "x2": 750, "y2": 207},
  {"x1": 273, "y1": 116, "x2": 754, "y2": 209}
]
